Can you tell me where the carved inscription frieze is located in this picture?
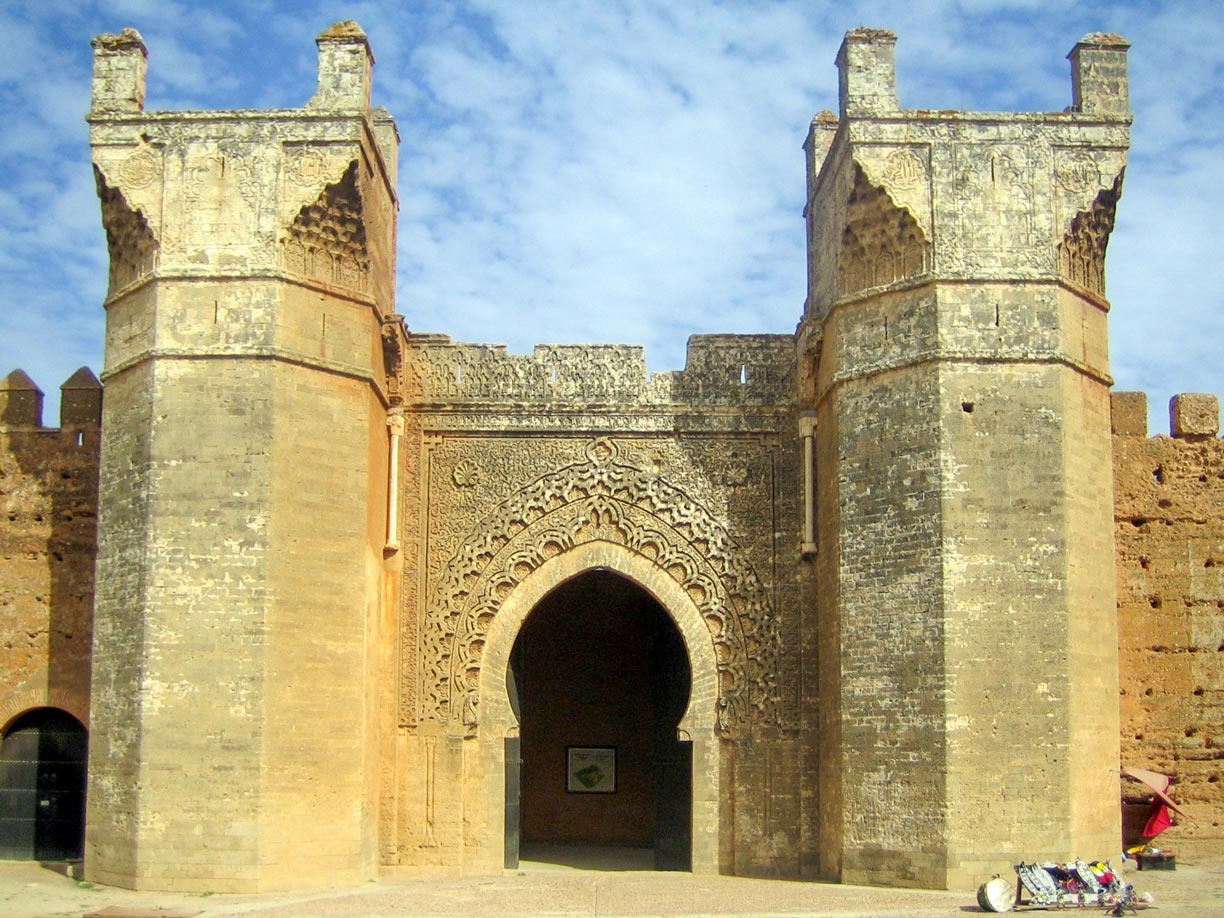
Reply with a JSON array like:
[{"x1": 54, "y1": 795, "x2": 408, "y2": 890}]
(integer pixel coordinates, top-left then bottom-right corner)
[
  {"x1": 414, "y1": 438, "x2": 782, "y2": 738},
  {"x1": 406, "y1": 336, "x2": 795, "y2": 410}
]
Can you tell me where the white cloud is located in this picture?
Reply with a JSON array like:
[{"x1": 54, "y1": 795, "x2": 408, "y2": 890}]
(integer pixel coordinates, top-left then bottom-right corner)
[{"x1": 1, "y1": 0, "x2": 1222, "y2": 428}]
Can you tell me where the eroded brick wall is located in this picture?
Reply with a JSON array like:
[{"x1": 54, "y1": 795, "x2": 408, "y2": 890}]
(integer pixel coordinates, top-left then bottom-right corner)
[
  {"x1": 0, "y1": 371, "x2": 101, "y2": 730},
  {"x1": 1113, "y1": 391, "x2": 1224, "y2": 846}
]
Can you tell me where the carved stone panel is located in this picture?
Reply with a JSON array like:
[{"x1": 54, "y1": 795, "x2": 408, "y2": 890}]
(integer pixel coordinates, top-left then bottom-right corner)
[
  {"x1": 413, "y1": 437, "x2": 783, "y2": 738},
  {"x1": 942, "y1": 142, "x2": 1047, "y2": 274}
]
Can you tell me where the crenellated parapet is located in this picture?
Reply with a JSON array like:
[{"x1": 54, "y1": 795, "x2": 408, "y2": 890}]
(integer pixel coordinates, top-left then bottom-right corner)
[
  {"x1": 1111, "y1": 390, "x2": 1224, "y2": 848},
  {"x1": 0, "y1": 368, "x2": 102, "y2": 432},
  {"x1": 801, "y1": 29, "x2": 1130, "y2": 396},
  {"x1": 88, "y1": 22, "x2": 398, "y2": 344},
  {"x1": 405, "y1": 333, "x2": 794, "y2": 428}
]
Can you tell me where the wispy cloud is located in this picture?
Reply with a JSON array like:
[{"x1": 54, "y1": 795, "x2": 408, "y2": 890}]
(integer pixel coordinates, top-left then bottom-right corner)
[{"x1": 0, "y1": 0, "x2": 1221, "y2": 431}]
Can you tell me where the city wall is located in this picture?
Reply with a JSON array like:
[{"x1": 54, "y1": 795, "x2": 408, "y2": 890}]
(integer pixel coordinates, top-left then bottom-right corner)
[
  {"x1": 0, "y1": 369, "x2": 101, "y2": 733},
  {"x1": 1113, "y1": 391, "x2": 1224, "y2": 846}
]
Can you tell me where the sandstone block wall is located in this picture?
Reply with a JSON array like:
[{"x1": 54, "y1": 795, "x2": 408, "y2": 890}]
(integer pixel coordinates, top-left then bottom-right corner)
[
  {"x1": 1113, "y1": 391, "x2": 1224, "y2": 847},
  {"x1": 394, "y1": 333, "x2": 806, "y2": 878},
  {"x1": 84, "y1": 23, "x2": 400, "y2": 892},
  {"x1": 0, "y1": 369, "x2": 102, "y2": 731},
  {"x1": 800, "y1": 29, "x2": 1128, "y2": 888}
]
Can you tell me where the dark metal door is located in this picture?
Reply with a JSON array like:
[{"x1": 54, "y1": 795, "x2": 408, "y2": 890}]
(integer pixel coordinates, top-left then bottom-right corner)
[
  {"x1": 504, "y1": 651, "x2": 522, "y2": 869},
  {"x1": 504, "y1": 736, "x2": 522, "y2": 868},
  {"x1": 653, "y1": 739, "x2": 692, "y2": 871},
  {"x1": 0, "y1": 709, "x2": 87, "y2": 860}
]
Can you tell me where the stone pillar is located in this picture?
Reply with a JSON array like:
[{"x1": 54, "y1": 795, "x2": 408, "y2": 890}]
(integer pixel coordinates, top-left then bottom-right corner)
[
  {"x1": 0, "y1": 370, "x2": 44, "y2": 428},
  {"x1": 1069, "y1": 33, "x2": 1130, "y2": 116},
  {"x1": 836, "y1": 28, "x2": 899, "y2": 118},
  {"x1": 90, "y1": 29, "x2": 147, "y2": 114},
  {"x1": 310, "y1": 20, "x2": 374, "y2": 111},
  {"x1": 60, "y1": 367, "x2": 103, "y2": 430},
  {"x1": 1170, "y1": 393, "x2": 1220, "y2": 439}
]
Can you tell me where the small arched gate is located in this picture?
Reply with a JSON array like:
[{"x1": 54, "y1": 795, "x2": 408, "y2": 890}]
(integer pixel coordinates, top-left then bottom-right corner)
[{"x1": 0, "y1": 708, "x2": 88, "y2": 860}]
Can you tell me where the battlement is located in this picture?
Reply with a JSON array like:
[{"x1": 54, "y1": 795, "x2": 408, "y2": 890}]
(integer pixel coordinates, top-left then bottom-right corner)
[
  {"x1": 1111, "y1": 391, "x2": 1221, "y2": 439},
  {"x1": 832, "y1": 27, "x2": 1130, "y2": 120},
  {"x1": 405, "y1": 334, "x2": 795, "y2": 408},
  {"x1": 87, "y1": 22, "x2": 399, "y2": 318},
  {"x1": 0, "y1": 368, "x2": 102, "y2": 431},
  {"x1": 90, "y1": 21, "x2": 375, "y2": 116}
]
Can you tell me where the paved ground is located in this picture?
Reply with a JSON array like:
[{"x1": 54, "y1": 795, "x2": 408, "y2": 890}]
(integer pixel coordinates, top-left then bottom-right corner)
[{"x1": 2, "y1": 843, "x2": 1221, "y2": 918}]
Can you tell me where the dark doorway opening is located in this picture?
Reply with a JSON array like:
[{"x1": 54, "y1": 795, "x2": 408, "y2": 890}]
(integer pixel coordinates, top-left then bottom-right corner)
[
  {"x1": 0, "y1": 708, "x2": 88, "y2": 861},
  {"x1": 507, "y1": 569, "x2": 692, "y2": 871}
]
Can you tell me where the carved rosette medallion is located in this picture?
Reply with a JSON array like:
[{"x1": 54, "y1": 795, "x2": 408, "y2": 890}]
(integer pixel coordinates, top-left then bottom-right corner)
[
  {"x1": 418, "y1": 438, "x2": 781, "y2": 738},
  {"x1": 119, "y1": 150, "x2": 159, "y2": 189}
]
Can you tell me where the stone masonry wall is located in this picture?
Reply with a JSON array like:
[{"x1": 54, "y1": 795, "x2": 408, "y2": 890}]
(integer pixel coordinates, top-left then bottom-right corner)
[
  {"x1": 396, "y1": 332, "x2": 806, "y2": 877},
  {"x1": 0, "y1": 369, "x2": 101, "y2": 732},
  {"x1": 1113, "y1": 391, "x2": 1224, "y2": 847}
]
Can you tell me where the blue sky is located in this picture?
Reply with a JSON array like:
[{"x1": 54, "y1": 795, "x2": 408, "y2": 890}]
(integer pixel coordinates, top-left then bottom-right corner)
[{"x1": 2, "y1": 1, "x2": 1222, "y2": 429}]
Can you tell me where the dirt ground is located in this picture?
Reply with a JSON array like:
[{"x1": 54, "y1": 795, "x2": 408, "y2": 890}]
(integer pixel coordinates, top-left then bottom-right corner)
[{"x1": 2, "y1": 841, "x2": 1221, "y2": 918}]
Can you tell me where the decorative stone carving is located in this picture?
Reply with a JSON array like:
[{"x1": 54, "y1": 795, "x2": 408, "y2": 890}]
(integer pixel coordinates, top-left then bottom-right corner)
[
  {"x1": 280, "y1": 160, "x2": 369, "y2": 293},
  {"x1": 381, "y1": 314, "x2": 405, "y2": 404},
  {"x1": 1058, "y1": 170, "x2": 1124, "y2": 298},
  {"x1": 1055, "y1": 150, "x2": 1100, "y2": 194},
  {"x1": 284, "y1": 147, "x2": 329, "y2": 188},
  {"x1": 94, "y1": 166, "x2": 158, "y2": 296},
  {"x1": 119, "y1": 149, "x2": 159, "y2": 189},
  {"x1": 417, "y1": 438, "x2": 782, "y2": 737},
  {"x1": 944, "y1": 141, "x2": 1048, "y2": 274},
  {"x1": 406, "y1": 336, "x2": 795, "y2": 410},
  {"x1": 838, "y1": 164, "x2": 928, "y2": 296},
  {"x1": 881, "y1": 149, "x2": 924, "y2": 189}
]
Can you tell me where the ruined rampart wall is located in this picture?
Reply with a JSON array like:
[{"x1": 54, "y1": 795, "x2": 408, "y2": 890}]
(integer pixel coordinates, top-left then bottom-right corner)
[
  {"x1": 0, "y1": 369, "x2": 102, "y2": 730},
  {"x1": 1113, "y1": 391, "x2": 1224, "y2": 847}
]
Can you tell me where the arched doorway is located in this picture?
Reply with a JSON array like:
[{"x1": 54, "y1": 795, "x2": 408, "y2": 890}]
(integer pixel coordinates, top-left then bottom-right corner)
[
  {"x1": 507, "y1": 569, "x2": 692, "y2": 870},
  {"x1": 0, "y1": 708, "x2": 88, "y2": 860}
]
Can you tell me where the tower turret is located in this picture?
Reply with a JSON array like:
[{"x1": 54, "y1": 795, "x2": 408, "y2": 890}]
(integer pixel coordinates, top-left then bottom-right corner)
[
  {"x1": 800, "y1": 28, "x2": 1129, "y2": 888},
  {"x1": 86, "y1": 23, "x2": 400, "y2": 893}
]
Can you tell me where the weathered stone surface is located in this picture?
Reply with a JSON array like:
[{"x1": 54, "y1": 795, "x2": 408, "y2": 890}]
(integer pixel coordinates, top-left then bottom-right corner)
[
  {"x1": 2, "y1": 19, "x2": 1219, "y2": 898},
  {"x1": 1113, "y1": 398, "x2": 1224, "y2": 848},
  {"x1": 799, "y1": 26, "x2": 1129, "y2": 889},
  {"x1": 1171, "y1": 393, "x2": 1220, "y2": 439},
  {"x1": 0, "y1": 370, "x2": 100, "y2": 733},
  {"x1": 83, "y1": 19, "x2": 398, "y2": 893}
]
